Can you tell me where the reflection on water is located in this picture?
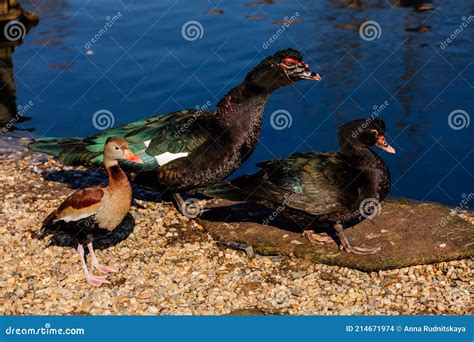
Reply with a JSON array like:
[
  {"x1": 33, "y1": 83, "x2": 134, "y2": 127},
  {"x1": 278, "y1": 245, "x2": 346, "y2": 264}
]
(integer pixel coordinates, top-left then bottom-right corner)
[
  {"x1": 1, "y1": 0, "x2": 472, "y2": 207},
  {"x1": 0, "y1": 45, "x2": 18, "y2": 128},
  {"x1": 245, "y1": 1, "x2": 275, "y2": 7},
  {"x1": 0, "y1": 1, "x2": 38, "y2": 132},
  {"x1": 397, "y1": 0, "x2": 434, "y2": 11}
]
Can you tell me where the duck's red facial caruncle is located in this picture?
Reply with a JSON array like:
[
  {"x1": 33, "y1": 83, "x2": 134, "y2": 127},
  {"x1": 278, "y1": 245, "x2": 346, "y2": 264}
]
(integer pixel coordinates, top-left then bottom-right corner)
[
  {"x1": 371, "y1": 130, "x2": 396, "y2": 154},
  {"x1": 278, "y1": 57, "x2": 321, "y2": 82}
]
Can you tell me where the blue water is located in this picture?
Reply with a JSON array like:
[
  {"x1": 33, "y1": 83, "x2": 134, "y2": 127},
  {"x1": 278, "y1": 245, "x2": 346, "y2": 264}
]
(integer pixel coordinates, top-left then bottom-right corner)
[{"x1": 5, "y1": 0, "x2": 474, "y2": 206}]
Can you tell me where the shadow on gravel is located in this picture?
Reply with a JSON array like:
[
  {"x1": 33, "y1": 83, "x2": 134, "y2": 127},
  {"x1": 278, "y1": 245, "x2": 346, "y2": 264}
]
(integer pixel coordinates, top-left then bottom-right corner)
[
  {"x1": 34, "y1": 213, "x2": 136, "y2": 252},
  {"x1": 201, "y1": 201, "x2": 336, "y2": 236}
]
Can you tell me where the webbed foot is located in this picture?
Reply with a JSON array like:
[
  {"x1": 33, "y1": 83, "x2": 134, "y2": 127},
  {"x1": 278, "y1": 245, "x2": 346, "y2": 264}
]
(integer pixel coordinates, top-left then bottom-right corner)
[
  {"x1": 333, "y1": 223, "x2": 381, "y2": 255},
  {"x1": 303, "y1": 230, "x2": 334, "y2": 245}
]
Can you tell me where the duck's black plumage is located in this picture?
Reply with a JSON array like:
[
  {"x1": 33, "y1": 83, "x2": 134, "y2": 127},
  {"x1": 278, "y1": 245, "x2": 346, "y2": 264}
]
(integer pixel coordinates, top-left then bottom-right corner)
[
  {"x1": 28, "y1": 49, "x2": 321, "y2": 198},
  {"x1": 202, "y1": 118, "x2": 395, "y2": 254}
]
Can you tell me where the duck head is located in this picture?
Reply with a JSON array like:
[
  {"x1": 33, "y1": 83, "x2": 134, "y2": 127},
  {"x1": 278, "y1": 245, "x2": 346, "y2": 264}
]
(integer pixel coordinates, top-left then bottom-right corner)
[
  {"x1": 339, "y1": 118, "x2": 396, "y2": 154},
  {"x1": 104, "y1": 137, "x2": 143, "y2": 167},
  {"x1": 245, "y1": 48, "x2": 321, "y2": 91}
]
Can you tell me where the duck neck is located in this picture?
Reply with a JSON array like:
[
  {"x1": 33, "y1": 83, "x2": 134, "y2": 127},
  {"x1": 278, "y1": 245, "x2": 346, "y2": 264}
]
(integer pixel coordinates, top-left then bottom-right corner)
[
  {"x1": 341, "y1": 144, "x2": 391, "y2": 201},
  {"x1": 105, "y1": 161, "x2": 129, "y2": 190},
  {"x1": 214, "y1": 81, "x2": 271, "y2": 124},
  {"x1": 341, "y1": 144, "x2": 382, "y2": 169}
]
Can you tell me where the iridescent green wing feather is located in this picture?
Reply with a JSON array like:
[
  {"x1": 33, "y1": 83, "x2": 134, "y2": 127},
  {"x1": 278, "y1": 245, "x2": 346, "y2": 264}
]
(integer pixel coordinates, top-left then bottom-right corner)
[
  {"x1": 29, "y1": 110, "x2": 211, "y2": 173},
  {"x1": 248, "y1": 152, "x2": 358, "y2": 215}
]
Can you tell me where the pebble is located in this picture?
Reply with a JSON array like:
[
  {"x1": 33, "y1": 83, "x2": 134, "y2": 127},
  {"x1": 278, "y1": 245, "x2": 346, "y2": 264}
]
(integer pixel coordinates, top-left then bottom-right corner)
[{"x1": 138, "y1": 291, "x2": 152, "y2": 300}]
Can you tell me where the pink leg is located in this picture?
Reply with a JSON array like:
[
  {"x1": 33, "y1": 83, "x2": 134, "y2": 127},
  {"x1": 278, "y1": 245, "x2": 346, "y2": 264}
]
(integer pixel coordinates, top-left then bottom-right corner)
[
  {"x1": 87, "y1": 242, "x2": 118, "y2": 274},
  {"x1": 77, "y1": 244, "x2": 110, "y2": 287}
]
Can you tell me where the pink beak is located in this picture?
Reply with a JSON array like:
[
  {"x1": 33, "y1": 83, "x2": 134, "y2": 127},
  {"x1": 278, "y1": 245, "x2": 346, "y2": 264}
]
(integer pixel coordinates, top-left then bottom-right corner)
[{"x1": 376, "y1": 136, "x2": 396, "y2": 154}]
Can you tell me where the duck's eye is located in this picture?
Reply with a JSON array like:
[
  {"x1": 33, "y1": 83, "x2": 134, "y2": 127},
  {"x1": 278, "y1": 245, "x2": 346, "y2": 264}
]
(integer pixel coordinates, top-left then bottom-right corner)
[
  {"x1": 281, "y1": 58, "x2": 298, "y2": 67},
  {"x1": 114, "y1": 146, "x2": 120, "y2": 151}
]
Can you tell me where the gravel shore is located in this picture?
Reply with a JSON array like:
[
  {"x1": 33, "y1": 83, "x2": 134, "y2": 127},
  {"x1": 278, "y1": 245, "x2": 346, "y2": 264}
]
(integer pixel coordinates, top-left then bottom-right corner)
[{"x1": 0, "y1": 141, "x2": 472, "y2": 315}]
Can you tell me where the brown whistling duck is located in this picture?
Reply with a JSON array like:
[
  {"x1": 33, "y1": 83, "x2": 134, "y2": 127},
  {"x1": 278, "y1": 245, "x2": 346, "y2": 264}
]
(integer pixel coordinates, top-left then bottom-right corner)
[{"x1": 40, "y1": 137, "x2": 143, "y2": 286}]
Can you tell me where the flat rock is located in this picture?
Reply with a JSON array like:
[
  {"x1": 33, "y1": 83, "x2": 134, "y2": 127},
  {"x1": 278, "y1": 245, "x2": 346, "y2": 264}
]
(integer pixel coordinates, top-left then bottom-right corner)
[{"x1": 199, "y1": 199, "x2": 474, "y2": 272}]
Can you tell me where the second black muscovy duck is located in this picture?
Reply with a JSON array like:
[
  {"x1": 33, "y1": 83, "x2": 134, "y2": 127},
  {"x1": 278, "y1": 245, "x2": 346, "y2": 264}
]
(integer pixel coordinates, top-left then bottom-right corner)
[
  {"x1": 28, "y1": 49, "x2": 321, "y2": 214},
  {"x1": 202, "y1": 118, "x2": 396, "y2": 254}
]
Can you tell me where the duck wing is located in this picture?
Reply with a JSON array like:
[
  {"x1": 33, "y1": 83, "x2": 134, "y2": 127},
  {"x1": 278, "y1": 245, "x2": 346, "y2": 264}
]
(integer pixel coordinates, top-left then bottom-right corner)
[
  {"x1": 42, "y1": 187, "x2": 104, "y2": 227},
  {"x1": 232, "y1": 152, "x2": 360, "y2": 215},
  {"x1": 29, "y1": 109, "x2": 213, "y2": 173}
]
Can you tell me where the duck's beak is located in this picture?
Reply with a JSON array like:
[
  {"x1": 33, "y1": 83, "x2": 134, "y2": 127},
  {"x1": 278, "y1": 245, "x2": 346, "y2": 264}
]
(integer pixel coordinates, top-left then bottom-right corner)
[
  {"x1": 375, "y1": 136, "x2": 396, "y2": 154},
  {"x1": 279, "y1": 59, "x2": 322, "y2": 81},
  {"x1": 296, "y1": 69, "x2": 322, "y2": 81},
  {"x1": 124, "y1": 149, "x2": 143, "y2": 163}
]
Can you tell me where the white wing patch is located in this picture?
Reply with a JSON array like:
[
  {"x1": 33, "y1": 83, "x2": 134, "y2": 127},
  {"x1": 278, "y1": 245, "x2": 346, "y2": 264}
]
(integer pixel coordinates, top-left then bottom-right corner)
[
  {"x1": 155, "y1": 152, "x2": 189, "y2": 166},
  {"x1": 57, "y1": 212, "x2": 95, "y2": 223},
  {"x1": 143, "y1": 140, "x2": 151, "y2": 147}
]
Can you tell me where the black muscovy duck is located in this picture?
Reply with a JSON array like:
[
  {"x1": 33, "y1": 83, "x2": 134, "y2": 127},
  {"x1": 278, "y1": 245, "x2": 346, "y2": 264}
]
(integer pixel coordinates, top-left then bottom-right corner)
[
  {"x1": 40, "y1": 137, "x2": 142, "y2": 286},
  {"x1": 28, "y1": 49, "x2": 321, "y2": 214},
  {"x1": 202, "y1": 118, "x2": 396, "y2": 254}
]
